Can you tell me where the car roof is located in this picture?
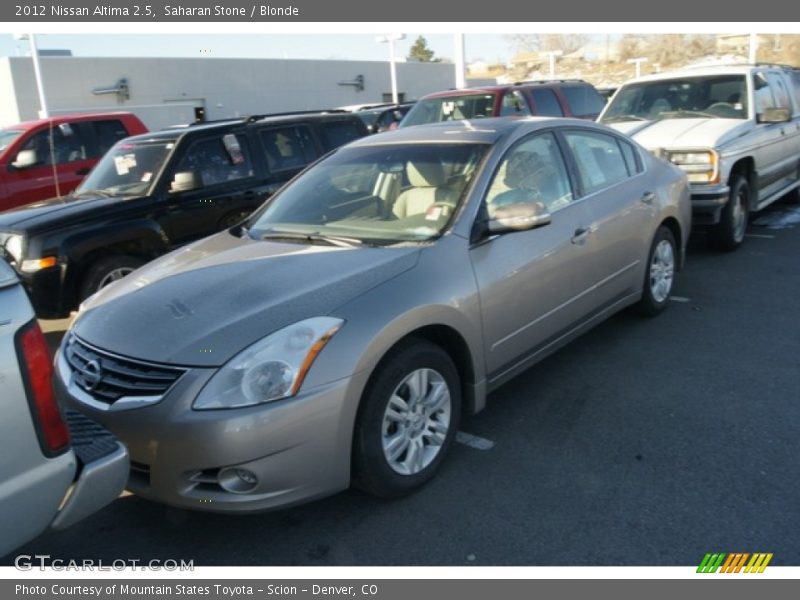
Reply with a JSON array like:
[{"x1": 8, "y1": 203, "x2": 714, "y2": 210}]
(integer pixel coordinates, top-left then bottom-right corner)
[
  {"x1": 3, "y1": 112, "x2": 136, "y2": 131},
  {"x1": 346, "y1": 116, "x2": 591, "y2": 146},
  {"x1": 122, "y1": 111, "x2": 363, "y2": 143},
  {"x1": 619, "y1": 64, "x2": 790, "y2": 86},
  {"x1": 419, "y1": 80, "x2": 591, "y2": 100}
]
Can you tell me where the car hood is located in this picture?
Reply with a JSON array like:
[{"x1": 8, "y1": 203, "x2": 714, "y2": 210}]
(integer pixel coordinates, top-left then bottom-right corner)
[
  {"x1": 0, "y1": 192, "x2": 140, "y2": 232},
  {"x1": 72, "y1": 231, "x2": 421, "y2": 367},
  {"x1": 607, "y1": 118, "x2": 753, "y2": 150}
]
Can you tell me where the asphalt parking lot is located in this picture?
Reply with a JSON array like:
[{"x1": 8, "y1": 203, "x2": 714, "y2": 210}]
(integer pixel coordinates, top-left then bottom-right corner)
[{"x1": 5, "y1": 201, "x2": 800, "y2": 567}]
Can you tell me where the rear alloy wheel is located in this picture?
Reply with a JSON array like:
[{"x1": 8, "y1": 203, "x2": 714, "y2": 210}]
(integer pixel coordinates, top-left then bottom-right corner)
[
  {"x1": 636, "y1": 226, "x2": 676, "y2": 316},
  {"x1": 353, "y1": 340, "x2": 461, "y2": 498},
  {"x1": 79, "y1": 255, "x2": 144, "y2": 300},
  {"x1": 710, "y1": 175, "x2": 749, "y2": 251}
]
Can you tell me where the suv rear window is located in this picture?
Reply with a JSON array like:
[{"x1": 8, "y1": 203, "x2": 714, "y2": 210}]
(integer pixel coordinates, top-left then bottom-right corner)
[{"x1": 561, "y1": 86, "x2": 606, "y2": 118}]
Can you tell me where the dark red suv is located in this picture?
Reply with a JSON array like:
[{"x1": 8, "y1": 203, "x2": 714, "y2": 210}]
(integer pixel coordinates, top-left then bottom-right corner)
[
  {"x1": 400, "y1": 80, "x2": 606, "y2": 128},
  {"x1": 0, "y1": 112, "x2": 147, "y2": 212}
]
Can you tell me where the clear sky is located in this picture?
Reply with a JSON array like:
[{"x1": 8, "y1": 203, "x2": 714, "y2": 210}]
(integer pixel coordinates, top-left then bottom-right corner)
[{"x1": 0, "y1": 33, "x2": 518, "y2": 64}]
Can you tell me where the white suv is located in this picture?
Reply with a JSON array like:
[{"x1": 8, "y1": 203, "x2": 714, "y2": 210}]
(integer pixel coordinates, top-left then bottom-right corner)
[
  {"x1": 0, "y1": 259, "x2": 128, "y2": 557},
  {"x1": 600, "y1": 64, "x2": 800, "y2": 250}
]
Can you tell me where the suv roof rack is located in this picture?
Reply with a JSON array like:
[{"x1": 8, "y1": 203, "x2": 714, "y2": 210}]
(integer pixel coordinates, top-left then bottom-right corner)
[
  {"x1": 513, "y1": 79, "x2": 587, "y2": 86},
  {"x1": 245, "y1": 109, "x2": 348, "y2": 123}
]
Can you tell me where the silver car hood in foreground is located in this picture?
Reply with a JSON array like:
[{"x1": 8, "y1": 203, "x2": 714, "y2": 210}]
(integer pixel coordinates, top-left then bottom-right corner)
[{"x1": 72, "y1": 231, "x2": 421, "y2": 367}]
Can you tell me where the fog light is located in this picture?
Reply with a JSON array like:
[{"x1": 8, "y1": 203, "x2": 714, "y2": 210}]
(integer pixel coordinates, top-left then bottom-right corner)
[{"x1": 218, "y1": 467, "x2": 259, "y2": 494}]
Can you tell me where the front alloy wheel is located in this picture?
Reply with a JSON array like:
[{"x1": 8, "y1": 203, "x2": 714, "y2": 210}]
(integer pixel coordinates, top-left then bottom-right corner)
[
  {"x1": 381, "y1": 368, "x2": 451, "y2": 476},
  {"x1": 710, "y1": 175, "x2": 749, "y2": 251},
  {"x1": 354, "y1": 340, "x2": 461, "y2": 498}
]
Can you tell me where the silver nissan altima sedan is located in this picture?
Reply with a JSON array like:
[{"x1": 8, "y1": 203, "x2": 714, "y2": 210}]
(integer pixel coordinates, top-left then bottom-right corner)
[{"x1": 56, "y1": 117, "x2": 691, "y2": 512}]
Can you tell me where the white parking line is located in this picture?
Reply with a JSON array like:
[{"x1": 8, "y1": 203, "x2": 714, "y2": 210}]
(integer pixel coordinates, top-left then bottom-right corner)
[
  {"x1": 456, "y1": 431, "x2": 495, "y2": 450},
  {"x1": 745, "y1": 234, "x2": 776, "y2": 239},
  {"x1": 670, "y1": 296, "x2": 691, "y2": 303}
]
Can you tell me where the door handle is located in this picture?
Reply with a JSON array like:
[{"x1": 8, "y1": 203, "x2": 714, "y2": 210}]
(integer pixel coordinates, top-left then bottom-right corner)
[
  {"x1": 571, "y1": 227, "x2": 590, "y2": 245},
  {"x1": 641, "y1": 191, "x2": 656, "y2": 205},
  {"x1": 75, "y1": 167, "x2": 90, "y2": 176}
]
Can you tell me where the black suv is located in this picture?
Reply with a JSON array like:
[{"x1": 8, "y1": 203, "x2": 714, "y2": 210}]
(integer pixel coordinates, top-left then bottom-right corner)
[
  {"x1": 400, "y1": 80, "x2": 606, "y2": 127},
  {"x1": 0, "y1": 112, "x2": 368, "y2": 318}
]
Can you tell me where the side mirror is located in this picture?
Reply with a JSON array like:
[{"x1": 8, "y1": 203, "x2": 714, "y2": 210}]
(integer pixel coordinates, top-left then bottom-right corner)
[
  {"x1": 11, "y1": 149, "x2": 38, "y2": 169},
  {"x1": 487, "y1": 201, "x2": 551, "y2": 234},
  {"x1": 757, "y1": 107, "x2": 791, "y2": 124},
  {"x1": 170, "y1": 171, "x2": 202, "y2": 193}
]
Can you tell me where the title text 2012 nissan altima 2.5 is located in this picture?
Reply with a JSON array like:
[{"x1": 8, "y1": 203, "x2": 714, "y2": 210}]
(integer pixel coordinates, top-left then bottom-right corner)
[{"x1": 55, "y1": 118, "x2": 691, "y2": 513}]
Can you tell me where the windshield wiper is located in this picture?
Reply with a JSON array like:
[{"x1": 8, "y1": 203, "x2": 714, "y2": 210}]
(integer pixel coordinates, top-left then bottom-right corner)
[{"x1": 260, "y1": 230, "x2": 363, "y2": 247}]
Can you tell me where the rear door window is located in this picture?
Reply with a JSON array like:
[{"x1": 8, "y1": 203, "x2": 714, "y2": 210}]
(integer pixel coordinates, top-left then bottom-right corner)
[
  {"x1": 561, "y1": 85, "x2": 606, "y2": 118},
  {"x1": 175, "y1": 134, "x2": 254, "y2": 187},
  {"x1": 93, "y1": 120, "x2": 130, "y2": 157},
  {"x1": 530, "y1": 88, "x2": 564, "y2": 117},
  {"x1": 319, "y1": 120, "x2": 364, "y2": 151},
  {"x1": 563, "y1": 130, "x2": 632, "y2": 194},
  {"x1": 259, "y1": 126, "x2": 318, "y2": 174}
]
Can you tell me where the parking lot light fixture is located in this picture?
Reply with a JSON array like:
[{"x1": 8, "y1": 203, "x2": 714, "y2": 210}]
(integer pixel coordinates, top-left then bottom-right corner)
[
  {"x1": 376, "y1": 34, "x2": 406, "y2": 104},
  {"x1": 627, "y1": 57, "x2": 649, "y2": 78}
]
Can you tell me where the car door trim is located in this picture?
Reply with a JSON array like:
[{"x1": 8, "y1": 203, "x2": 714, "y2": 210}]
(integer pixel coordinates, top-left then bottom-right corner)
[
  {"x1": 488, "y1": 289, "x2": 641, "y2": 386},
  {"x1": 490, "y1": 259, "x2": 640, "y2": 352}
]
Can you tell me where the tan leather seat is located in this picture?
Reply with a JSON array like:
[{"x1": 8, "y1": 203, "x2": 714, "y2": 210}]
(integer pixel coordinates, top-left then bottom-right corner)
[{"x1": 393, "y1": 159, "x2": 447, "y2": 218}]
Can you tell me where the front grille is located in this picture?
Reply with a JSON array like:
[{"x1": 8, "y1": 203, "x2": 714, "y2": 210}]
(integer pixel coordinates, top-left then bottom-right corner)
[{"x1": 64, "y1": 334, "x2": 185, "y2": 405}]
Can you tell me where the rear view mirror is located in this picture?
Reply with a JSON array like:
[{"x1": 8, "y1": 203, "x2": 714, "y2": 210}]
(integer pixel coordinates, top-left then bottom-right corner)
[
  {"x1": 170, "y1": 171, "x2": 202, "y2": 192},
  {"x1": 488, "y1": 201, "x2": 551, "y2": 234},
  {"x1": 757, "y1": 108, "x2": 790, "y2": 124},
  {"x1": 12, "y1": 149, "x2": 38, "y2": 169},
  {"x1": 59, "y1": 123, "x2": 74, "y2": 137}
]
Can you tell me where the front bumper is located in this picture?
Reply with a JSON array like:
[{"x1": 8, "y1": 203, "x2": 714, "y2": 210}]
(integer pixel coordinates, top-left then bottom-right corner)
[
  {"x1": 690, "y1": 184, "x2": 730, "y2": 226},
  {"x1": 55, "y1": 347, "x2": 364, "y2": 513}
]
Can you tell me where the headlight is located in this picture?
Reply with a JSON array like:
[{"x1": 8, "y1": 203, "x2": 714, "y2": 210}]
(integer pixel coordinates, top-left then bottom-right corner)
[
  {"x1": 665, "y1": 150, "x2": 719, "y2": 184},
  {"x1": 193, "y1": 317, "x2": 344, "y2": 410},
  {"x1": 3, "y1": 234, "x2": 23, "y2": 263}
]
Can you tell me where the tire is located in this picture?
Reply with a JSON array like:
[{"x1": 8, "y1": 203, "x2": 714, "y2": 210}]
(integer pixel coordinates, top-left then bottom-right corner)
[
  {"x1": 636, "y1": 226, "x2": 677, "y2": 317},
  {"x1": 709, "y1": 175, "x2": 749, "y2": 251},
  {"x1": 353, "y1": 339, "x2": 461, "y2": 498},
  {"x1": 79, "y1": 255, "x2": 144, "y2": 301}
]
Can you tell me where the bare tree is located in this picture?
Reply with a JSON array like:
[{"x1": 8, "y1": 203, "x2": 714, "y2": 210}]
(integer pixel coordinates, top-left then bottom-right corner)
[{"x1": 507, "y1": 33, "x2": 589, "y2": 55}]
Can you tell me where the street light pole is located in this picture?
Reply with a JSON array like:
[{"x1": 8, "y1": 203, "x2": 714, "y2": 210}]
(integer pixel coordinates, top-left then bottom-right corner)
[
  {"x1": 541, "y1": 50, "x2": 563, "y2": 79},
  {"x1": 454, "y1": 33, "x2": 466, "y2": 89},
  {"x1": 28, "y1": 33, "x2": 49, "y2": 118},
  {"x1": 13, "y1": 33, "x2": 49, "y2": 118},
  {"x1": 377, "y1": 34, "x2": 406, "y2": 104}
]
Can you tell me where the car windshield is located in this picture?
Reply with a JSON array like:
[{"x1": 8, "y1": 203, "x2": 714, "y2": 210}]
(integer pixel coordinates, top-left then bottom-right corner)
[
  {"x1": 601, "y1": 75, "x2": 749, "y2": 122},
  {"x1": 401, "y1": 93, "x2": 497, "y2": 127},
  {"x1": 75, "y1": 138, "x2": 176, "y2": 197},
  {"x1": 0, "y1": 129, "x2": 24, "y2": 154},
  {"x1": 247, "y1": 142, "x2": 488, "y2": 244}
]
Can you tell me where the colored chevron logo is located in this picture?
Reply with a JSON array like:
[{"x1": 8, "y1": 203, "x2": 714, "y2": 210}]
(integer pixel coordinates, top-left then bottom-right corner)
[{"x1": 697, "y1": 552, "x2": 773, "y2": 573}]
